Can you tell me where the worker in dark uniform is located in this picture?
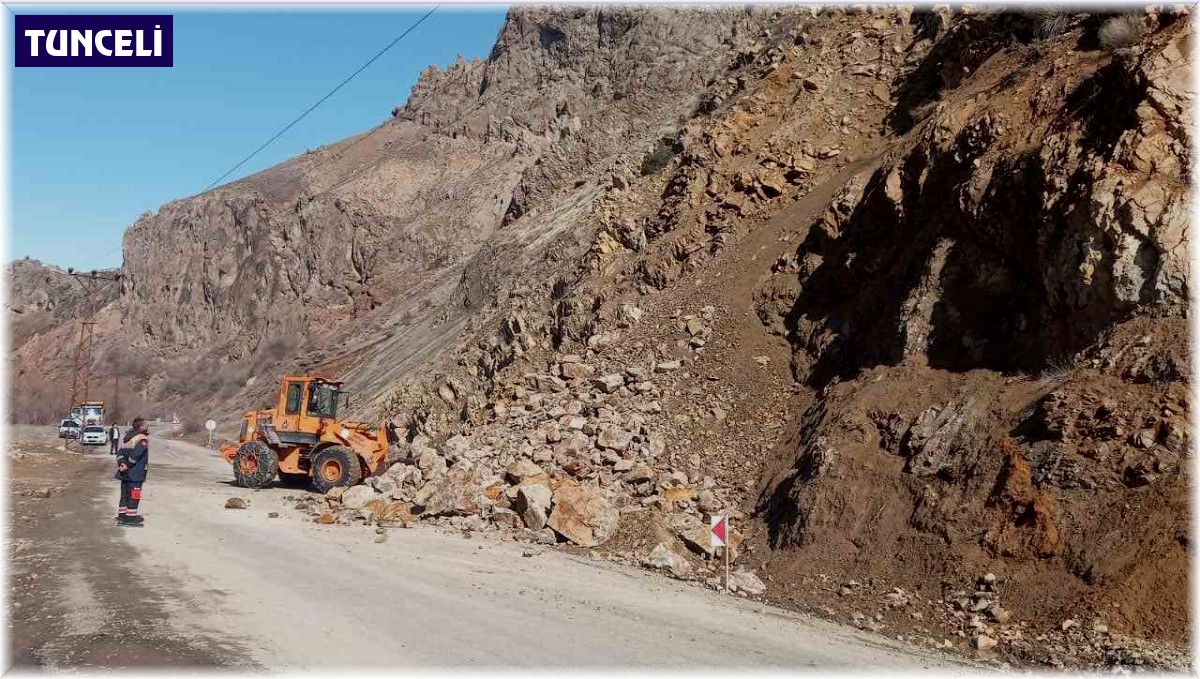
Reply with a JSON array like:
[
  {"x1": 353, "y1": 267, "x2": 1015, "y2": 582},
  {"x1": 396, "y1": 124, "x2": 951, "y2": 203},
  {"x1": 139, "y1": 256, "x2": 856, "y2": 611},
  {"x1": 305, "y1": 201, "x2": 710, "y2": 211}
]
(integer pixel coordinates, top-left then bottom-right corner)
[{"x1": 116, "y1": 417, "x2": 150, "y2": 526}]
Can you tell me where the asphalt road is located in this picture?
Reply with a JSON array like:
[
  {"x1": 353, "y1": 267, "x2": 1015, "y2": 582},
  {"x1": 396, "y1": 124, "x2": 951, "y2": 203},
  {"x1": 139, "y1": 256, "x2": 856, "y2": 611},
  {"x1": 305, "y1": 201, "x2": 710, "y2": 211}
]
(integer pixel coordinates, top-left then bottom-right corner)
[{"x1": 10, "y1": 430, "x2": 976, "y2": 670}]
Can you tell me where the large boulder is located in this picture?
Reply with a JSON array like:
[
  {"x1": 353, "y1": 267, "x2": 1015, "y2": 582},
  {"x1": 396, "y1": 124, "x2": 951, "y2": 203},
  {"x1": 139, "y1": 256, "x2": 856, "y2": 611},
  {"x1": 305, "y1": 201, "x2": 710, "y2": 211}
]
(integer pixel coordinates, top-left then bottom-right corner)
[
  {"x1": 671, "y1": 513, "x2": 716, "y2": 557},
  {"x1": 728, "y1": 569, "x2": 766, "y2": 595},
  {"x1": 384, "y1": 462, "x2": 423, "y2": 489},
  {"x1": 442, "y1": 435, "x2": 478, "y2": 462},
  {"x1": 655, "y1": 360, "x2": 682, "y2": 373},
  {"x1": 414, "y1": 435, "x2": 447, "y2": 474},
  {"x1": 622, "y1": 465, "x2": 656, "y2": 483},
  {"x1": 644, "y1": 543, "x2": 693, "y2": 579},
  {"x1": 547, "y1": 485, "x2": 619, "y2": 547},
  {"x1": 411, "y1": 434, "x2": 437, "y2": 457},
  {"x1": 560, "y1": 362, "x2": 596, "y2": 380},
  {"x1": 492, "y1": 506, "x2": 524, "y2": 530},
  {"x1": 596, "y1": 425, "x2": 634, "y2": 451},
  {"x1": 593, "y1": 374, "x2": 626, "y2": 393},
  {"x1": 340, "y1": 485, "x2": 379, "y2": 510},
  {"x1": 557, "y1": 431, "x2": 591, "y2": 455},
  {"x1": 366, "y1": 475, "x2": 397, "y2": 496},
  {"x1": 902, "y1": 400, "x2": 977, "y2": 477},
  {"x1": 513, "y1": 483, "x2": 553, "y2": 530},
  {"x1": 506, "y1": 459, "x2": 548, "y2": 485},
  {"x1": 417, "y1": 465, "x2": 483, "y2": 517}
]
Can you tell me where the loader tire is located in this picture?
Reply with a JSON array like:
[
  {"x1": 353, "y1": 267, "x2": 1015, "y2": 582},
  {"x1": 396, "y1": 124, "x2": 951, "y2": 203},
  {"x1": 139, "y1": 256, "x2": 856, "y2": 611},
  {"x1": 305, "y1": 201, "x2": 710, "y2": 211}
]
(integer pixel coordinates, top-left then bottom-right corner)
[
  {"x1": 311, "y1": 446, "x2": 362, "y2": 493},
  {"x1": 233, "y1": 441, "x2": 278, "y2": 489}
]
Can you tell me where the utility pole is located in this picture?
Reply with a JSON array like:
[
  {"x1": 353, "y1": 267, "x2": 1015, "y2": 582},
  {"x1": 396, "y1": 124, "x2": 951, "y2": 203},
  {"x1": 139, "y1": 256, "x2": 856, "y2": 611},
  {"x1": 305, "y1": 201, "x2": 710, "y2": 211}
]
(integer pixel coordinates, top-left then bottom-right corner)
[
  {"x1": 62, "y1": 268, "x2": 120, "y2": 452},
  {"x1": 113, "y1": 368, "x2": 120, "y2": 425}
]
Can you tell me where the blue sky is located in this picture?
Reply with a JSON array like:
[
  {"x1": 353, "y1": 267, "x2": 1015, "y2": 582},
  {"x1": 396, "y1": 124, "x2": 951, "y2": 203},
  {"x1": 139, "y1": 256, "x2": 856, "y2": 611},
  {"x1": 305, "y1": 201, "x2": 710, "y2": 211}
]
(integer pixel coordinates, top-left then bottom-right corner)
[{"x1": 8, "y1": 5, "x2": 508, "y2": 269}]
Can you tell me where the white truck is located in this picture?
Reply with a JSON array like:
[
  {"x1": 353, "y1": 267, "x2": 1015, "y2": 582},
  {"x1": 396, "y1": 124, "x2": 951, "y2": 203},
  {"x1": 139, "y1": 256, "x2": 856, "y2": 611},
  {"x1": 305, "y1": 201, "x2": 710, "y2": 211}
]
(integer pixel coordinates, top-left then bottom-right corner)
[{"x1": 69, "y1": 401, "x2": 105, "y2": 426}]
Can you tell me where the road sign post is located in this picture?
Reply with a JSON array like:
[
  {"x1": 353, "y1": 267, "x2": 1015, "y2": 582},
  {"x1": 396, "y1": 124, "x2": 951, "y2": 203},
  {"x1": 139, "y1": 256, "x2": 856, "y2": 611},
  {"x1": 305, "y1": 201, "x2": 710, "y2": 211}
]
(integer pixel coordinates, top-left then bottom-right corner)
[
  {"x1": 711, "y1": 515, "x2": 729, "y2": 594},
  {"x1": 205, "y1": 419, "x2": 216, "y2": 448}
]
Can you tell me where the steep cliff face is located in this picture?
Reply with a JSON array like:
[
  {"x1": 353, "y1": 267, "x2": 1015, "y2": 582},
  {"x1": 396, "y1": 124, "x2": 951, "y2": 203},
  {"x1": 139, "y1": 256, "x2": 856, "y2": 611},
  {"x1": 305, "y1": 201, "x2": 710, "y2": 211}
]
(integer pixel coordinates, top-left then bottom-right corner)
[
  {"x1": 120, "y1": 131, "x2": 523, "y2": 359},
  {"x1": 403, "y1": 6, "x2": 742, "y2": 225},
  {"x1": 770, "y1": 16, "x2": 1189, "y2": 386}
]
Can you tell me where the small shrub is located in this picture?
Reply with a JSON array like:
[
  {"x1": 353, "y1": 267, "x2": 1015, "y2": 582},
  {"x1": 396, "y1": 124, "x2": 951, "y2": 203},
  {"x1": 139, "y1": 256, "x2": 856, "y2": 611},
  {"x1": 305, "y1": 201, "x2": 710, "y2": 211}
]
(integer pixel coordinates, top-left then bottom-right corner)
[
  {"x1": 640, "y1": 136, "x2": 681, "y2": 176},
  {"x1": 1035, "y1": 11, "x2": 1073, "y2": 41},
  {"x1": 1098, "y1": 14, "x2": 1147, "y2": 50},
  {"x1": 1039, "y1": 355, "x2": 1079, "y2": 384}
]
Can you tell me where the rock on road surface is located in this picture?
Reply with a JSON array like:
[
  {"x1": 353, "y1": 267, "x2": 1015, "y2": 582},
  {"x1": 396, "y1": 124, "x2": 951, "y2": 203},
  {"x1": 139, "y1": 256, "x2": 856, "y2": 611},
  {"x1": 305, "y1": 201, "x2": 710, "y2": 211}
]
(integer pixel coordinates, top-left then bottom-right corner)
[{"x1": 12, "y1": 431, "x2": 977, "y2": 670}]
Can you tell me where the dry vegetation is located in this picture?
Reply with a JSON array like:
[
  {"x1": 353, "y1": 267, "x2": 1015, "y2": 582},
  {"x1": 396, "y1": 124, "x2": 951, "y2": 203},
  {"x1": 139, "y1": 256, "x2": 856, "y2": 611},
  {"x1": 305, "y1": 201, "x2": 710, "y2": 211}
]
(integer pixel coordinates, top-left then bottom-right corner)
[{"x1": 1099, "y1": 13, "x2": 1148, "y2": 50}]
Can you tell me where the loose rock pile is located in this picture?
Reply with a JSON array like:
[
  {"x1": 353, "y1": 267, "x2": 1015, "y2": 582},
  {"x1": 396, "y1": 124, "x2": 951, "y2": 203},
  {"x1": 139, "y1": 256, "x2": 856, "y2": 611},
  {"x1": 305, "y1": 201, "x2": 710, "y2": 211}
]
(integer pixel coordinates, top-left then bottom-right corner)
[{"x1": 305, "y1": 337, "x2": 754, "y2": 558}]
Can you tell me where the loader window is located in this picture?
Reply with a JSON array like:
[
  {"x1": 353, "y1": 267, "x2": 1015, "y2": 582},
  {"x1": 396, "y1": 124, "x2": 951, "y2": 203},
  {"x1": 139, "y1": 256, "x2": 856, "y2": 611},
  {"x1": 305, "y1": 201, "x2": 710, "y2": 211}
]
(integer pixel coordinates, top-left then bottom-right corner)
[
  {"x1": 308, "y1": 382, "x2": 339, "y2": 419},
  {"x1": 284, "y1": 382, "x2": 303, "y2": 415}
]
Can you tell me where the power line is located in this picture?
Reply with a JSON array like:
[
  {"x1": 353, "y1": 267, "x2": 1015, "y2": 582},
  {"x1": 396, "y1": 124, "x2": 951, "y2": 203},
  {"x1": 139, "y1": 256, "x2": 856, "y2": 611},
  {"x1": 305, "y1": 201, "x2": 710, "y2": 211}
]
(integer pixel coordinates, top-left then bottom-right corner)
[{"x1": 204, "y1": 5, "x2": 440, "y2": 191}]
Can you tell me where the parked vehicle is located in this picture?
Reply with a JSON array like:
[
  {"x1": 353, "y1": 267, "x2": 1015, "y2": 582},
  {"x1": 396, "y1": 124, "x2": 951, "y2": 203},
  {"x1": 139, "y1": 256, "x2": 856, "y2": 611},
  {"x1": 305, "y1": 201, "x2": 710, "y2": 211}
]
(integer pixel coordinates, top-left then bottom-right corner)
[
  {"x1": 70, "y1": 401, "x2": 105, "y2": 426},
  {"x1": 58, "y1": 419, "x2": 80, "y2": 439},
  {"x1": 80, "y1": 425, "x2": 107, "y2": 446}
]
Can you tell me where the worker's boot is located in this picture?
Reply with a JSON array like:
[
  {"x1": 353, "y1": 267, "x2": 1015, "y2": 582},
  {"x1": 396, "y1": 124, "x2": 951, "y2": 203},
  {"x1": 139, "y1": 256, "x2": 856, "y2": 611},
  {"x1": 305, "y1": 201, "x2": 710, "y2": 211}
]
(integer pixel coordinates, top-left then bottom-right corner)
[{"x1": 118, "y1": 514, "x2": 143, "y2": 527}]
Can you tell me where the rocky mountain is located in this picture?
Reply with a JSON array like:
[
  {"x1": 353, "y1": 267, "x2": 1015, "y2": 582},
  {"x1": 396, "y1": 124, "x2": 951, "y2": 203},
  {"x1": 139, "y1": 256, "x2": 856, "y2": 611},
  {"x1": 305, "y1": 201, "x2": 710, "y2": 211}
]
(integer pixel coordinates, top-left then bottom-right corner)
[
  {"x1": 8, "y1": 6, "x2": 1192, "y2": 668},
  {"x1": 7, "y1": 259, "x2": 119, "y2": 351},
  {"x1": 6, "y1": 259, "x2": 122, "y2": 423}
]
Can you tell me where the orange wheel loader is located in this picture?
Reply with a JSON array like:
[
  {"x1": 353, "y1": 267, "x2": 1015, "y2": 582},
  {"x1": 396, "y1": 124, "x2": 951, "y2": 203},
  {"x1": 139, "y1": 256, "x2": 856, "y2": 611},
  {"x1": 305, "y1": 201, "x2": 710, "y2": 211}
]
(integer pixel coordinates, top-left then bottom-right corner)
[{"x1": 219, "y1": 375, "x2": 404, "y2": 492}]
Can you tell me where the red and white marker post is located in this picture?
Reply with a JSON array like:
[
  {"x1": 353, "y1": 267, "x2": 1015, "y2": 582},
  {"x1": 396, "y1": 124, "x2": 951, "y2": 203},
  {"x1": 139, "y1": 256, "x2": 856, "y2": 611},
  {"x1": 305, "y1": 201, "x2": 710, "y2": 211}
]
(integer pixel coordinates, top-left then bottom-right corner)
[{"x1": 711, "y1": 514, "x2": 729, "y2": 593}]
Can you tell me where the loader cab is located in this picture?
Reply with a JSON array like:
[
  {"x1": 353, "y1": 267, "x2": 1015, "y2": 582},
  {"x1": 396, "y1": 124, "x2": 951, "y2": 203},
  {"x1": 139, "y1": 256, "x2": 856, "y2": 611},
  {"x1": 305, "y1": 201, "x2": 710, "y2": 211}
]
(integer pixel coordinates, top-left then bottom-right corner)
[
  {"x1": 306, "y1": 381, "x2": 342, "y2": 419},
  {"x1": 275, "y1": 376, "x2": 348, "y2": 434}
]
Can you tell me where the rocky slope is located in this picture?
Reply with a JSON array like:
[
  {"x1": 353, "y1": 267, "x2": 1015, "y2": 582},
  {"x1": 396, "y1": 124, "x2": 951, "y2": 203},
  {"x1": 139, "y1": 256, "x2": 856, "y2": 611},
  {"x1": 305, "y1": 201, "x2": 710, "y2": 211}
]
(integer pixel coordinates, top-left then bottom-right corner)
[
  {"x1": 8, "y1": 6, "x2": 1192, "y2": 669},
  {"x1": 6, "y1": 259, "x2": 122, "y2": 423}
]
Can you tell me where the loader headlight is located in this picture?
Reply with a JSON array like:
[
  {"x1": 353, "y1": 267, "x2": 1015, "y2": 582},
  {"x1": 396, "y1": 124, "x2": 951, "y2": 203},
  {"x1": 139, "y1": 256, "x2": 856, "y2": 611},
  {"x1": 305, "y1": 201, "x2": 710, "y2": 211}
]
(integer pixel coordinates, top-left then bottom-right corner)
[{"x1": 340, "y1": 428, "x2": 351, "y2": 440}]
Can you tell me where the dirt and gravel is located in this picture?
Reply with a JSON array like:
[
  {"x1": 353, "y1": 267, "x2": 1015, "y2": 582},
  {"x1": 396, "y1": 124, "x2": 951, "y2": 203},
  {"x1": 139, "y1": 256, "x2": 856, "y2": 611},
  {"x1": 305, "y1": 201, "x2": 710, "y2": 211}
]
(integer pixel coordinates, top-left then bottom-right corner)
[
  {"x1": 7, "y1": 427, "x2": 977, "y2": 670},
  {"x1": 7, "y1": 428, "x2": 242, "y2": 669}
]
